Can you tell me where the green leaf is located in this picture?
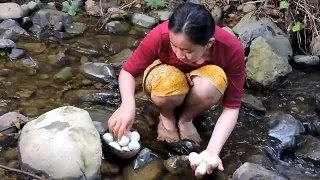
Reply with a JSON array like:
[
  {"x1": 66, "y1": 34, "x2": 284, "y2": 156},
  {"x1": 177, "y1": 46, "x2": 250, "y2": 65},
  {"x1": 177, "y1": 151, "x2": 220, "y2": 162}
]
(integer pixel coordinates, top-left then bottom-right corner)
[
  {"x1": 35, "y1": 0, "x2": 42, "y2": 9},
  {"x1": 62, "y1": 1, "x2": 70, "y2": 12},
  {"x1": 155, "y1": 0, "x2": 164, "y2": 6},
  {"x1": 15, "y1": 122, "x2": 21, "y2": 130},
  {"x1": 14, "y1": 130, "x2": 21, "y2": 139},
  {"x1": 280, "y1": 1, "x2": 289, "y2": 9},
  {"x1": 292, "y1": 22, "x2": 305, "y2": 32},
  {"x1": 0, "y1": 51, "x2": 6, "y2": 56},
  {"x1": 68, "y1": 9, "x2": 77, "y2": 16}
]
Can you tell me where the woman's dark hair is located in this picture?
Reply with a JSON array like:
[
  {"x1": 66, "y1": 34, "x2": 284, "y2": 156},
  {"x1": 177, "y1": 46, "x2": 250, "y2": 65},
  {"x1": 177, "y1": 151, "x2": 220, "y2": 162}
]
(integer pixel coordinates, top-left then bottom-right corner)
[{"x1": 168, "y1": 2, "x2": 216, "y2": 46}]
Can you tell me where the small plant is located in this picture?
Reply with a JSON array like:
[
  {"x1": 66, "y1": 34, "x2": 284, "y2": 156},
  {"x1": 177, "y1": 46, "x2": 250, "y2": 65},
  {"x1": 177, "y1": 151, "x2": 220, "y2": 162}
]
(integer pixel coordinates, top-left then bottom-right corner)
[
  {"x1": 147, "y1": 0, "x2": 165, "y2": 9},
  {"x1": 62, "y1": 0, "x2": 79, "y2": 16},
  {"x1": 35, "y1": 0, "x2": 43, "y2": 9},
  {"x1": 14, "y1": 122, "x2": 21, "y2": 139}
]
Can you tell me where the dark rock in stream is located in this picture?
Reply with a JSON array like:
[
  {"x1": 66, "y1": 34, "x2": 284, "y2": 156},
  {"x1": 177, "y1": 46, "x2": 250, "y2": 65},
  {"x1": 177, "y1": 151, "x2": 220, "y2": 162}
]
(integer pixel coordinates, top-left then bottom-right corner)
[
  {"x1": 53, "y1": 67, "x2": 73, "y2": 83},
  {"x1": 0, "y1": 19, "x2": 28, "y2": 36},
  {"x1": 163, "y1": 155, "x2": 188, "y2": 174},
  {"x1": 0, "y1": 39, "x2": 16, "y2": 48},
  {"x1": 295, "y1": 135, "x2": 320, "y2": 165},
  {"x1": 10, "y1": 48, "x2": 25, "y2": 60},
  {"x1": 64, "y1": 90, "x2": 120, "y2": 106},
  {"x1": 241, "y1": 93, "x2": 266, "y2": 114},
  {"x1": 81, "y1": 62, "x2": 116, "y2": 83},
  {"x1": 5, "y1": 57, "x2": 39, "y2": 75},
  {"x1": 0, "y1": 29, "x2": 20, "y2": 42},
  {"x1": 0, "y1": 69, "x2": 14, "y2": 77},
  {"x1": 232, "y1": 162, "x2": 288, "y2": 180},
  {"x1": 30, "y1": 9, "x2": 73, "y2": 30},
  {"x1": 0, "y1": 112, "x2": 28, "y2": 136},
  {"x1": 255, "y1": 114, "x2": 305, "y2": 151},
  {"x1": 65, "y1": 22, "x2": 87, "y2": 35}
]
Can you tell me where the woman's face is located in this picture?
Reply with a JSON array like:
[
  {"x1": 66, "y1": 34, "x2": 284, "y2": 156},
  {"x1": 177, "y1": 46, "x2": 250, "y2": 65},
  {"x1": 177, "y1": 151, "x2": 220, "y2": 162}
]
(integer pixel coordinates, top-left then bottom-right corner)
[{"x1": 169, "y1": 31, "x2": 214, "y2": 64}]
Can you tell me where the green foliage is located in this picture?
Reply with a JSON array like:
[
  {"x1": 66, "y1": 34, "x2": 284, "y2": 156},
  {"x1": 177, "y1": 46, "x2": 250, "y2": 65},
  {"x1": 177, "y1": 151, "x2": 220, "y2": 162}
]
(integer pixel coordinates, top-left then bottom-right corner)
[
  {"x1": 35, "y1": 0, "x2": 42, "y2": 9},
  {"x1": 62, "y1": 0, "x2": 79, "y2": 16},
  {"x1": 279, "y1": 1, "x2": 289, "y2": 9},
  {"x1": 147, "y1": 0, "x2": 165, "y2": 9},
  {"x1": 292, "y1": 22, "x2": 305, "y2": 32}
]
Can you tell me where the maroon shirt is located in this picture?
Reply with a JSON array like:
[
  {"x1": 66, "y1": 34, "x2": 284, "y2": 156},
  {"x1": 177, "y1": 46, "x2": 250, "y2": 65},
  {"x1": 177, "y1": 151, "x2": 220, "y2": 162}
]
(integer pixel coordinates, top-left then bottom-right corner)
[{"x1": 123, "y1": 21, "x2": 245, "y2": 108}]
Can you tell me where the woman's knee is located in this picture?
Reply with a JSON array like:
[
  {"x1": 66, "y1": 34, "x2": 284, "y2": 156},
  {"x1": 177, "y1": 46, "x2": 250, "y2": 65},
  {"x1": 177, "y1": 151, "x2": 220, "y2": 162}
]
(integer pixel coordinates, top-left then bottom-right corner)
[{"x1": 144, "y1": 64, "x2": 190, "y2": 97}]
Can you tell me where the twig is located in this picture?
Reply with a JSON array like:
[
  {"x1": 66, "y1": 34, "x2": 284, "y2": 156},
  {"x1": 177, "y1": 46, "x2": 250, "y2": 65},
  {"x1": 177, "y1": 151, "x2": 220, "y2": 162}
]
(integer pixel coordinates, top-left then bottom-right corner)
[
  {"x1": 0, "y1": 164, "x2": 45, "y2": 180},
  {"x1": 98, "y1": 0, "x2": 137, "y2": 30},
  {"x1": 243, "y1": 0, "x2": 266, "y2": 5}
]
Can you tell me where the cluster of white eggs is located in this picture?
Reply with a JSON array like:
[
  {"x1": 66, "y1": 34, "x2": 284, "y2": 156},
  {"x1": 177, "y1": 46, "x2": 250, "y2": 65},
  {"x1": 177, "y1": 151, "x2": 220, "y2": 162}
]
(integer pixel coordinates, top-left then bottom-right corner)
[
  {"x1": 102, "y1": 131, "x2": 141, "y2": 151},
  {"x1": 188, "y1": 150, "x2": 219, "y2": 175}
]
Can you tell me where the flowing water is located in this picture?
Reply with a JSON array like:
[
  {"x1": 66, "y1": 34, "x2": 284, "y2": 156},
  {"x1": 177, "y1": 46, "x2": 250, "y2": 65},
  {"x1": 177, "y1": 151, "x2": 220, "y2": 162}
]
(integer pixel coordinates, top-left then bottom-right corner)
[{"x1": 1, "y1": 13, "x2": 320, "y2": 180}]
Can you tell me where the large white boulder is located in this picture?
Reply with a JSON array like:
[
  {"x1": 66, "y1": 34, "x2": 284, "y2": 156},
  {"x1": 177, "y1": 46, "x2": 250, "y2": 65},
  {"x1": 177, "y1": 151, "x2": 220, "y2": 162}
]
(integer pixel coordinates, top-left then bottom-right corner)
[
  {"x1": 18, "y1": 106, "x2": 102, "y2": 179},
  {"x1": 0, "y1": 3, "x2": 28, "y2": 20}
]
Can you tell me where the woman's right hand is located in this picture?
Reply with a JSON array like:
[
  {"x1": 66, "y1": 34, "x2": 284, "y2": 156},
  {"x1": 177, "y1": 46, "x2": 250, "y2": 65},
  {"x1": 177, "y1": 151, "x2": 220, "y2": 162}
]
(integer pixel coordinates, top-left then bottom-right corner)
[{"x1": 108, "y1": 104, "x2": 136, "y2": 141}]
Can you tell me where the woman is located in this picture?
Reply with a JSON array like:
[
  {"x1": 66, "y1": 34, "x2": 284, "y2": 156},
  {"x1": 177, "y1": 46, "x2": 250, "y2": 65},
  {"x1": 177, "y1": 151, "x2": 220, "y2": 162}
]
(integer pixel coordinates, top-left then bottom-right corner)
[{"x1": 108, "y1": 2, "x2": 245, "y2": 178}]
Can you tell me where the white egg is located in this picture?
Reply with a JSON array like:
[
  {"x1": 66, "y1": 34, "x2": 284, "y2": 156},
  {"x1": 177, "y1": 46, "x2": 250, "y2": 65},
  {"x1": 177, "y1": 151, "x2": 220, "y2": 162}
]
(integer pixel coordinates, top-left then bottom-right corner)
[
  {"x1": 128, "y1": 140, "x2": 140, "y2": 151},
  {"x1": 129, "y1": 131, "x2": 140, "y2": 141},
  {"x1": 199, "y1": 150, "x2": 210, "y2": 162},
  {"x1": 207, "y1": 156, "x2": 219, "y2": 169},
  {"x1": 109, "y1": 141, "x2": 121, "y2": 151},
  {"x1": 188, "y1": 152, "x2": 202, "y2": 166},
  {"x1": 102, "y1": 133, "x2": 114, "y2": 143},
  {"x1": 121, "y1": 146, "x2": 130, "y2": 151},
  {"x1": 196, "y1": 162, "x2": 207, "y2": 176},
  {"x1": 118, "y1": 135, "x2": 130, "y2": 146}
]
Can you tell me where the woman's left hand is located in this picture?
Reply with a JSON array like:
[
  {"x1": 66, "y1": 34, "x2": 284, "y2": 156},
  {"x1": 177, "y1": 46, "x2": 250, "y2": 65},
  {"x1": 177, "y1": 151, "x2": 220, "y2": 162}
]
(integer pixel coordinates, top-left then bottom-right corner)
[{"x1": 186, "y1": 153, "x2": 224, "y2": 179}]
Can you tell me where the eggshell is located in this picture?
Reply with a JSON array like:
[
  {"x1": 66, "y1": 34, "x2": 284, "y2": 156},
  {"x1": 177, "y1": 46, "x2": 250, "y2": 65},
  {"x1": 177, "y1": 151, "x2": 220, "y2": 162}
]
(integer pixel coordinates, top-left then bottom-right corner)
[
  {"x1": 121, "y1": 146, "x2": 130, "y2": 151},
  {"x1": 207, "y1": 156, "x2": 219, "y2": 169},
  {"x1": 102, "y1": 133, "x2": 114, "y2": 143},
  {"x1": 109, "y1": 141, "x2": 121, "y2": 151},
  {"x1": 129, "y1": 131, "x2": 140, "y2": 141},
  {"x1": 196, "y1": 162, "x2": 207, "y2": 175},
  {"x1": 188, "y1": 152, "x2": 202, "y2": 166},
  {"x1": 118, "y1": 135, "x2": 130, "y2": 146},
  {"x1": 199, "y1": 150, "x2": 210, "y2": 162},
  {"x1": 128, "y1": 140, "x2": 140, "y2": 151}
]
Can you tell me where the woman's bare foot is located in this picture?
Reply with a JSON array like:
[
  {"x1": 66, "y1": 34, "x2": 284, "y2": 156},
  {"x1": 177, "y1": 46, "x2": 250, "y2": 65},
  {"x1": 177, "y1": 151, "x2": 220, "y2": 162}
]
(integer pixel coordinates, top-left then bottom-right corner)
[
  {"x1": 178, "y1": 121, "x2": 202, "y2": 145},
  {"x1": 157, "y1": 115, "x2": 180, "y2": 143}
]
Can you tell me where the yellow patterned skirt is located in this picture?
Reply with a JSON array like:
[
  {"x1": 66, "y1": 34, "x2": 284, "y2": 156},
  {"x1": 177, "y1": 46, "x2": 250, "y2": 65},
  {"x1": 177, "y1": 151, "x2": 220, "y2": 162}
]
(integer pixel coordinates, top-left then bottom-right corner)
[{"x1": 142, "y1": 60, "x2": 228, "y2": 99}]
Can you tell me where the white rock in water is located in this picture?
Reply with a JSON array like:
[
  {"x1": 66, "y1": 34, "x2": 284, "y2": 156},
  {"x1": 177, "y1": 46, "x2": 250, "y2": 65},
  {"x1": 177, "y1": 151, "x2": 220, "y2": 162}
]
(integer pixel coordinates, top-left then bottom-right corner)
[
  {"x1": 18, "y1": 106, "x2": 102, "y2": 179},
  {"x1": 199, "y1": 150, "x2": 210, "y2": 162},
  {"x1": 128, "y1": 140, "x2": 140, "y2": 151},
  {"x1": 109, "y1": 141, "x2": 121, "y2": 151},
  {"x1": 121, "y1": 146, "x2": 130, "y2": 151},
  {"x1": 188, "y1": 152, "x2": 202, "y2": 166},
  {"x1": 0, "y1": 3, "x2": 27, "y2": 20},
  {"x1": 102, "y1": 133, "x2": 114, "y2": 143},
  {"x1": 196, "y1": 162, "x2": 207, "y2": 175},
  {"x1": 118, "y1": 135, "x2": 130, "y2": 146},
  {"x1": 129, "y1": 131, "x2": 140, "y2": 142}
]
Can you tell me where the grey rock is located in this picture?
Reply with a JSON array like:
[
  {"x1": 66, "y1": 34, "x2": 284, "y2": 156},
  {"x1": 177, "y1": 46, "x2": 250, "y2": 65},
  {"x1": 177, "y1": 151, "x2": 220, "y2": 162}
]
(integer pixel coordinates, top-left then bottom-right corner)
[
  {"x1": 65, "y1": 22, "x2": 87, "y2": 35},
  {"x1": 53, "y1": 22, "x2": 64, "y2": 32},
  {"x1": 149, "y1": 10, "x2": 172, "y2": 21},
  {"x1": 27, "y1": 1, "x2": 38, "y2": 11},
  {"x1": 211, "y1": 7, "x2": 222, "y2": 23},
  {"x1": 0, "y1": 29, "x2": 19, "y2": 42},
  {"x1": 239, "y1": 17, "x2": 292, "y2": 61},
  {"x1": 0, "y1": 19, "x2": 28, "y2": 35},
  {"x1": 81, "y1": 62, "x2": 116, "y2": 83},
  {"x1": 0, "y1": 39, "x2": 16, "y2": 48},
  {"x1": 30, "y1": 9, "x2": 73, "y2": 30},
  {"x1": 64, "y1": 90, "x2": 120, "y2": 105},
  {"x1": 0, "y1": 3, "x2": 26, "y2": 20},
  {"x1": 10, "y1": 48, "x2": 25, "y2": 60},
  {"x1": 295, "y1": 135, "x2": 320, "y2": 164},
  {"x1": 310, "y1": 36, "x2": 320, "y2": 56},
  {"x1": 241, "y1": 93, "x2": 266, "y2": 113},
  {"x1": 223, "y1": 5, "x2": 231, "y2": 12},
  {"x1": 131, "y1": 13, "x2": 158, "y2": 29},
  {"x1": 232, "y1": 162, "x2": 288, "y2": 180},
  {"x1": 293, "y1": 55, "x2": 320, "y2": 66},
  {"x1": 237, "y1": 4, "x2": 244, "y2": 11},
  {"x1": 53, "y1": 67, "x2": 73, "y2": 83},
  {"x1": 242, "y1": 4, "x2": 256, "y2": 13},
  {"x1": 0, "y1": 68, "x2": 14, "y2": 77},
  {"x1": 105, "y1": 21, "x2": 130, "y2": 34},
  {"x1": 246, "y1": 37, "x2": 292, "y2": 88},
  {"x1": 222, "y1": 27, "x2": 236, "y2": 37},
  {"x1": 92, "y1": 121, "x2": 106, "y2": 135},
  {"x1": 107, "y1": 48, "x2": 133, "y2": 64}
]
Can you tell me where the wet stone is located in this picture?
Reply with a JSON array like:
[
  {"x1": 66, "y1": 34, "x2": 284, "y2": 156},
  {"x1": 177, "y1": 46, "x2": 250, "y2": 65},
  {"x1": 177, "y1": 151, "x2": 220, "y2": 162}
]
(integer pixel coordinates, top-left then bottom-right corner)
[
  {"x1": 163, "y1": 155, "x2": 188, "y2": 174},
  {"x1": 9, "y1": 48, "x2": 25, "y2": 60},
  {"x1": 295, "y1": 135, "x2": 320, "y2": 164},
  {"x1": 0, "y1": 69, "x2": 14, "y2": 77},
  {"x1": 241, "y1": 93, "x2": 266, "y2": 114},
  {"x1": 2, "y1": 148, "x2": 18, "y2": 161},
  {"x1": 0, "y1": 19, "x2": 28, "y2": 36},
  {"x1": 53, "y1": 67, "x2": 73, "y2": 83},
  {"x1": 7, "y1": 160, "x2": 19, "y2": 169},
  {"x1": 0, "y1": 39, "x2": 16, "y2": 48},
  {"x1": 81, "y1": 62, "x2": 116, "y2": 83},
  {"x1": 65, "y1": 22, "x2": 87, "y2": 35},
  {"x1": 0, "y1": 29, "x2": 19, "y2": 42},
  {"x1": 101, "y1": 160, "x2": 120, "y2": 175},
  {"x1": 105, "y1": 21, "x2": 130, "y2": 34},
  {"x1": 16, "y1": 89, "x2": 35, "y2": 98}
]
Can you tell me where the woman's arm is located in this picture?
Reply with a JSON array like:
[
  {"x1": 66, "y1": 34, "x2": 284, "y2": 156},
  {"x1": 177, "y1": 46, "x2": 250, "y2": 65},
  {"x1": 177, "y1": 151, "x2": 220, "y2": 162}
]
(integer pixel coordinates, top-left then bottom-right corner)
[
  {"x1": 206, "y1": 107, "x2": 239, "y2": 155},
  {"x1": 118, "y1": 69, "x2": 136, "y2": 107}
]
